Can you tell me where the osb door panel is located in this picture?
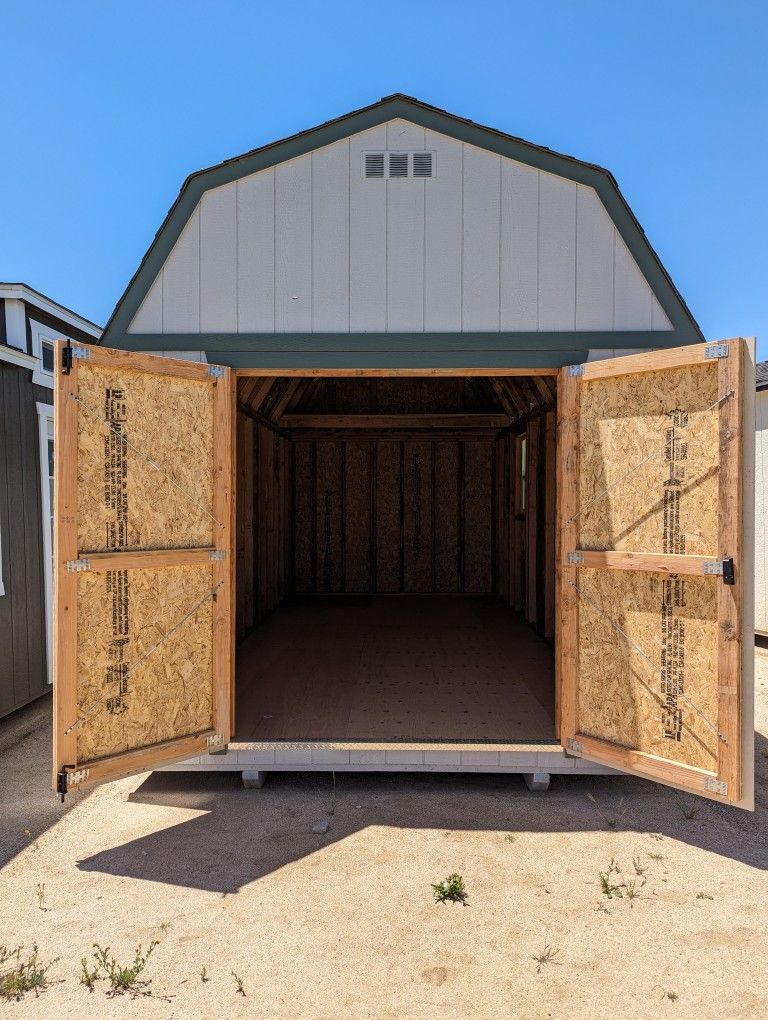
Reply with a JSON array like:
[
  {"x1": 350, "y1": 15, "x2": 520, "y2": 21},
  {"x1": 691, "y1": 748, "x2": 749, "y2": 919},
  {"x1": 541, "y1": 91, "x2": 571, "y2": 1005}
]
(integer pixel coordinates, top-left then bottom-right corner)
[
  {"x1": 557, "y1": 339, "x2": 754, "y2": 809},
  {"x1": 53, "y1": 345, "x2": 233, "y2": 795}
]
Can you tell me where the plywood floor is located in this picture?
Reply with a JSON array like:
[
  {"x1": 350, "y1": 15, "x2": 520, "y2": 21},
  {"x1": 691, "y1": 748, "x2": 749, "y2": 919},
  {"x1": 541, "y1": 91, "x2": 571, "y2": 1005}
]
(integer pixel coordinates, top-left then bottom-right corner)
[{"x1": 235, "y1": 595, "x2": 555, "y2": 743}]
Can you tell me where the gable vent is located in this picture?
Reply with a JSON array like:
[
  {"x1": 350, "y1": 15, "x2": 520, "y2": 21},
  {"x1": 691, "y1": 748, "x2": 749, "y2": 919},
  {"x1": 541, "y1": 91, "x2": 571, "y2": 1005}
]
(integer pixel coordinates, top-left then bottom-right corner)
[
  {"x1": 363, "y1": 151, "x2": 435, "y2": 179},
  {"x1": 412, "y1": 152, "x2": 434, "y2": 178},
  {"x1": 388, "y1": 152, "x2": 409, "y2": 178},
  {"x1": 364, "y1": 152, "x2": 385, "y2": 178}
]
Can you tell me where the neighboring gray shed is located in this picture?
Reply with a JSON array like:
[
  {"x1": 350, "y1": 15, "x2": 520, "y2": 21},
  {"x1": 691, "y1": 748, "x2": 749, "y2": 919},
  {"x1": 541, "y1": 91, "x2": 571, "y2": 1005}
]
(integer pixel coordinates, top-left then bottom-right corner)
[
  {"x1": 0, "y1": 285, "x2": 101, "y2": 717},
  {"x1": 756, "y1": 361, "x2": 768, "y2": 636}
]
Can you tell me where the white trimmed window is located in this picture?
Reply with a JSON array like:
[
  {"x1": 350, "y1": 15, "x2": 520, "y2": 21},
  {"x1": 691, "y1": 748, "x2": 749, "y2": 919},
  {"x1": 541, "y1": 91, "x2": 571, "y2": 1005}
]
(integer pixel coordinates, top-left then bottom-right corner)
[
  {"x1": 30, "y1": 320, "x2": 68, "y2": 388},
  {"x1": 36, "y1": 403, "x2": 54, "y2": 682}
]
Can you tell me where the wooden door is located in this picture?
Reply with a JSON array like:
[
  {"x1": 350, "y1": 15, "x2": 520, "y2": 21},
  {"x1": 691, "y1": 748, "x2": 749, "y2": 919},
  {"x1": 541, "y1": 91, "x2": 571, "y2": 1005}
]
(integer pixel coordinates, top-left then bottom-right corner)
[
  {"x1": 557, "y1": 339, "x2": 754, "y2": 808},
  {"x1": 52, "y1": 344, "x2": 234, "y2": 797}
]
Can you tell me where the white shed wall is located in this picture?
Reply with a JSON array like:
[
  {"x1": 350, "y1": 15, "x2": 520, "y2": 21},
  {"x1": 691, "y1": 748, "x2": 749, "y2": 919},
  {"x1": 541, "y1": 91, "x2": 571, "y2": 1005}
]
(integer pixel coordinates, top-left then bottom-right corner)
[
  {"x1": 129, "y1": 119, "x2": 673, "y2": 336},
  {"x1": 756, "y1": 389, "x2": 768, "y2": 636}
]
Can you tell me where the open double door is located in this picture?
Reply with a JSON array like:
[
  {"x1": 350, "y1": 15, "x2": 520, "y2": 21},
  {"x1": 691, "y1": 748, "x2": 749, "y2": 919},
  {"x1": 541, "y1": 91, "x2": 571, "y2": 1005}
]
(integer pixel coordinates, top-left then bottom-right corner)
[{"x1": 52, "y1": 340, "x2": 755, "y2": 809}]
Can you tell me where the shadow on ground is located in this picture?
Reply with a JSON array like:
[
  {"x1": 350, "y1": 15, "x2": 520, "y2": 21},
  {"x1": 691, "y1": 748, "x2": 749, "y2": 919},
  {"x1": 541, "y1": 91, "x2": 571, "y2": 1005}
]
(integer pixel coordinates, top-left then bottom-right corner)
[
  {"x1": 75, "y1": 728, "x2": 768, "y2": 893},
  {"x1": 0, "y1": 695, "x2": 91, "y2": 869}
]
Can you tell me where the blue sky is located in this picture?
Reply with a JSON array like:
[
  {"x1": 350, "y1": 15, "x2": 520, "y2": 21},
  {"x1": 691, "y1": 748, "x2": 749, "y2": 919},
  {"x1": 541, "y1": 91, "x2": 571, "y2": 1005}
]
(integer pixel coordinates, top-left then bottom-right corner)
[{"x1": 1, "y1": 1, "x2": 765, "y2": 359}]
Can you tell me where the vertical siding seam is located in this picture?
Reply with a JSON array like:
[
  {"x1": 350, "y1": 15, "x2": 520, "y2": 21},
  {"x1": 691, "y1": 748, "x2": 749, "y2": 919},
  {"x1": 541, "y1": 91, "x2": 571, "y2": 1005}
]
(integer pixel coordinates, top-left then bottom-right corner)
[
  {"x1": 197, "y1": 203, "x2": 202, "y2": 333},
  {"x1": 384, "y1": 123, "x2": 389, "y2": 332},
  {"x1": 497, "y1": 156, "x2": 502, "y2": 331},
  {"x1": 235, "y1": 181, "x2": 240, "y2": 333},
  {"x1": 460, "y1": 144, "x2": 465, "y2": 331},
  {"x1": 611, "y1": 228, "x2": 617, "y2": 330},
  {"x1": 159, "y1": 269, "x2": 164, "y2": 333},
  {"x1": 535, "y1": 171, "x2": 541, "y2": 331},
  {"x1": 310, "y1": 152, "x2": 314, "y2": 332},
  {"x1": 422, "y1": 125, "x2": 427, "y2": 333},
  {"x1": 346, "y1": 138, "x2": 351, "y2": 332},
  {"x1": 573, "y1": 185, "x2": 579, "y2": 330},
  {"x1": 273, "y1": 169, "x2": 277, "y2": 332}
]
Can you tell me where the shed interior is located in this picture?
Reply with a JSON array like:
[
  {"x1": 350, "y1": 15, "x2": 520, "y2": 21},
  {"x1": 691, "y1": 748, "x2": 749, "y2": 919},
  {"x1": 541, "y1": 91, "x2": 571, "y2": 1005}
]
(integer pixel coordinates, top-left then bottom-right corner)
[{"x1": 234, "y1": 375, "x2": 557, "y2": 744}]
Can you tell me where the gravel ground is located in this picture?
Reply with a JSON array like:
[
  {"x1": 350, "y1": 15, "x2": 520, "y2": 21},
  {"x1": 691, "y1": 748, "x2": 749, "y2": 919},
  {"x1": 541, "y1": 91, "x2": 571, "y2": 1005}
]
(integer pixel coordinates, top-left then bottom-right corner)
[{"x1": 1, "y1": 648, "x2": 767, "y2": 1018}]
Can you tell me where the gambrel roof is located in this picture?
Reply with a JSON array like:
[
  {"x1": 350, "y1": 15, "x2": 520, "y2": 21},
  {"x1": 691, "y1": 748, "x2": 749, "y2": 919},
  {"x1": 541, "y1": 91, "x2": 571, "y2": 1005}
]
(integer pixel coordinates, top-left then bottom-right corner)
[{"x1": 102, "y1": 94, "x2": 702, "y2": 367}]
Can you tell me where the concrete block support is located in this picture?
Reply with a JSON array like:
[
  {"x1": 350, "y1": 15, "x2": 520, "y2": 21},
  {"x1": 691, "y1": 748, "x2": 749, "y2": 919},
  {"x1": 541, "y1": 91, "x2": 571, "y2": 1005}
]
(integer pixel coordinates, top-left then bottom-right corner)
[
  {"x1": 522, "y1": 771, "x2": 550, "y2": 792},
  {"x1": 242, "y1": 770, "x2": 267, "y2": 788}
]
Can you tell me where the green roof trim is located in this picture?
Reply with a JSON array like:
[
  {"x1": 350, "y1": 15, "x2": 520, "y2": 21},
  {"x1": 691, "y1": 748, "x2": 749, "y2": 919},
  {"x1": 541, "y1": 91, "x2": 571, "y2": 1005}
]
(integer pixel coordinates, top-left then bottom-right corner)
[{"x1": 102, "y1": 94, "x2": 703, "y2": 350}]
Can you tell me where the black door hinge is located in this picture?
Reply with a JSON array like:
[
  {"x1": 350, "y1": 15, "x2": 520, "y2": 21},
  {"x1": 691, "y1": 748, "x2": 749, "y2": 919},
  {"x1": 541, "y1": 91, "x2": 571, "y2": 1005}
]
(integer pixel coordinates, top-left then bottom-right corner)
[
  {"x1": 61, "y1": 340, "x2": 73, "y2": 375},
  {"x1": 722, "y1": 557, "x2": 735, "y2": 585}
]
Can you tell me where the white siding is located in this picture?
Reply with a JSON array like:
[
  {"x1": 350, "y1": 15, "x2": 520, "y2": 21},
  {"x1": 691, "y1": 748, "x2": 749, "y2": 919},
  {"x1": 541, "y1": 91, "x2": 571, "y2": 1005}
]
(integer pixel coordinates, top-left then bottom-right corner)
[
  {"x1": 161, "y1": 207, "x2": 200, "y2": 332},
  {"x1": 756, "y1": 390, "x2": 768, "y2": 636},
  {"x1": 131, "y1": 274, "x2": 163, "y2": 332},
  {"x1": 237, "y1": 170, "x2": 275, "y2": 332},
  {"x1": 500, "y1": 160, "x2": 539, "y2": 330},
  {"x1": 538, "y1": 172, "x2": 576, "y2": 331},
  {"x1": 424, "y1": 129, "x2": 463, "y2": 330},
  {"x1": 275, "y1": 155, "x2": 312, "y2": 332},
  {"x1": 312, "y1": 140, "x2": 349, "y2": 331},
  {"x1": 200, "y1": 183, "x2": 237, "y2": 332},
  {"x1": 614, "y1": 230, "x2": 654, "y2": 329},
  {"x1": 387, "y1": 120, "x2": 425, "y2": 331},
  {"x1": 575, "y1": 184, "x2": 614, "y2": 330},
  {"x1": 349, "y1": 123, "x2": 387, "y2": 331},
  {"x1": 128, "y1": 119, "x2": 673, "y2": 335}
]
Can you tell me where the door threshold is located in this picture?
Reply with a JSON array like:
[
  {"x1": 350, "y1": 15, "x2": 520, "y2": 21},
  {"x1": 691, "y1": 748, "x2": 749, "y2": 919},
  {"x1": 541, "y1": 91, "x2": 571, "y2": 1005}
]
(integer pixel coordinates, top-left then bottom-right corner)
[{"x1": 230, "y1": 739, "x2": 562, "y2": 753}]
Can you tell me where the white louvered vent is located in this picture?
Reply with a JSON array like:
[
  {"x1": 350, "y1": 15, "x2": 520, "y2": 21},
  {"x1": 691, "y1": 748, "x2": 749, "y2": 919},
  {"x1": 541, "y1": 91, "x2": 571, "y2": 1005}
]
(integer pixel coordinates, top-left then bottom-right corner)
[
  {"x1": 364, "y1": 152, "x2": 385, "y2": 178},
  {"x1": 412, "y1": 151, "x2": 434, "y2": 178},
  {"x1": 363, "y1": 151, "x2": 435, "y2": 179},
  {"x1": 388, "y1": 152, "x2": 409, "y2": 178}
]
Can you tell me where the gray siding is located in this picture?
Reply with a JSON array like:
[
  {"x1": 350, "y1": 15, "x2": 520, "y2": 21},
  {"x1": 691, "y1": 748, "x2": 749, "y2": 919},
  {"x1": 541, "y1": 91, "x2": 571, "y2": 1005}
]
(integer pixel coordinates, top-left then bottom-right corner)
[
  {"x1": 0, "y1": 362, "x2": 50, "y2": 717},
  {"x1": 128, "y1": 119, "x2": 673, "y2": 337}
]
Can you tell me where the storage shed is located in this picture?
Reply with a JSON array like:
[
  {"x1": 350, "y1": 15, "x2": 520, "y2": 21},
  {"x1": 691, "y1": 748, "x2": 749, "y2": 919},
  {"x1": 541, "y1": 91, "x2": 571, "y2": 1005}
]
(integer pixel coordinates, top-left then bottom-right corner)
[{"x1": 52, "y1": 96, "x2": 755, "y2": 808}]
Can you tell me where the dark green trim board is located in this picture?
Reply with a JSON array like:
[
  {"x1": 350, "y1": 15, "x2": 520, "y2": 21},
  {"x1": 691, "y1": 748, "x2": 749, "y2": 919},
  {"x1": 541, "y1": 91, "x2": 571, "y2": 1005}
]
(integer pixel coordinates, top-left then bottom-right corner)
[
  {"x1": 198, "y1": 349, "x2": 591, "y2": 370},
  {"x1": 102, "y1": 94, "x2": 703, "y2": 348},
  {"x1": 114, "y1": 331, "x2": 695, "y2": 354}
]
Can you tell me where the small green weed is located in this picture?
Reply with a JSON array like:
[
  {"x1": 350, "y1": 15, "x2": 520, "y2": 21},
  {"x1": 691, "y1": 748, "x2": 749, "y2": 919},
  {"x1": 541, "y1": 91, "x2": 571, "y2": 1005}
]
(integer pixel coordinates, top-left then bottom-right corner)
[
  {"x1": 232, "y1": 970, "x2": 246, "y2": 995},
  {"x1": 36, "y1": 883, "x2": 47, "y2": 911},
  {"x1": 648, "y1": 852, "x2": 665, "y2": 862},
  {"x1": 504, "y1": 834, "x2": 516, "y2": 843},
  {"x1": 532, "y1": 944, "x2": 560, "y2": 973},
  {"x1": 87, "y1": 940, "x2": 159, "y2": 997},
  {"x1": 80, "y1": 957, "x2": 99, "y2": 992},
  {"x1": 586, "y1": 792, "x2": 626, "y2": 829},
  {"x1": 680, "y1": 800, "x2": 700, "y2": 820},
  {"x1": 599, "y1": 871, "x2": 623, "y2": 899},
  {"x1": 598, "y1": 860, "x2": 645, "y2": 904},
  {"x1": 632, "y1": 856, "x2": 647, "y2": 877},
  {"x1": 432, "y1": 873, "x2": 468, "y2": 904},
  {"x1": 200, "y1": 966, "x2": 210, "y2": 983},
  {"x1": 624, "y1": 879, "x2": 642, "y2": 906},
  {"x1": 696, "y1": 892, "x2": 714, "y2": 901},
  {"x1": 0, "y1": 945, "x2": 58, "y2": 1001}
]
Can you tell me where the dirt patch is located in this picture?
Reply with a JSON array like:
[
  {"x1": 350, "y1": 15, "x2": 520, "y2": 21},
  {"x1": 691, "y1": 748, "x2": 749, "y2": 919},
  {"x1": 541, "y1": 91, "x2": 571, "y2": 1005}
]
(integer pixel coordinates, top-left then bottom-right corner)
[{"x1": 1, "y1": 650, "x2": 767, "y2": 1018}]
